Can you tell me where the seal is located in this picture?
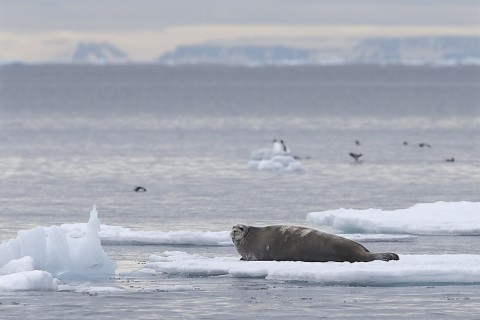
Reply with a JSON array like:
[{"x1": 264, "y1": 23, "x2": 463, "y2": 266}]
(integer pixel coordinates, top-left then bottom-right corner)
[{"x1": 230, "y1": 224, "x2": 399, "y2": 263}]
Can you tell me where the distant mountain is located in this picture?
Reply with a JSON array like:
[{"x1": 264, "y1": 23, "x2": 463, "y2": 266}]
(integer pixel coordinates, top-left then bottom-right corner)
[
  {"x1": 71, "y1": 42, "x2": 129, "y2": 64},
  {"x1": 352, "y1": 37, "x2": 480, "y2": 65},
  {"x1": 157, "y1": 37, "x2": 480, "y2": 66},
  {"x1": 158, "y1": 45, "x2": 317, "y2": 66}
]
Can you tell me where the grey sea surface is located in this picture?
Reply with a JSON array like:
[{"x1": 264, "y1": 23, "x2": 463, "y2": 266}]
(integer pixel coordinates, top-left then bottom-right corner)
[{"x1": 0, "y1": 65, "x2": 479, "y2": 318}]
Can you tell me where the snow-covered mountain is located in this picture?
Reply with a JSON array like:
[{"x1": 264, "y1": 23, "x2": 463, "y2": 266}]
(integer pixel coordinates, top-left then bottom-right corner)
[
  {"x1": 158, "y1": 45, "x2": 317, "y2": 66},
  {"x1": 157, "y1": 36, "x2": 480, "y2": 66},
  {"x1": 71, "y1": 42, "x2": 129, "y2": 64},
  {"x1": 352, "y1": 37, "x2": 480, "y2": 65}
]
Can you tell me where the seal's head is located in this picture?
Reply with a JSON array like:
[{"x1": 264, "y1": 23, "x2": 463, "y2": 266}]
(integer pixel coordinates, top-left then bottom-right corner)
[{"x1": 230, "y1": 224, "x2": 250, "y2": 242}]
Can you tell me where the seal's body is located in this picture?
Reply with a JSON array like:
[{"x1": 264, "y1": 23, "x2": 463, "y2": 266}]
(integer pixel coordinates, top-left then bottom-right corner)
[{"x1": 230, "y1": 224, "x2": 399, "y2": 263}]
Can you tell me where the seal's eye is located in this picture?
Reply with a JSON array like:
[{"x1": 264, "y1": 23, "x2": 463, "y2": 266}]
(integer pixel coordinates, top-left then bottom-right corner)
[{"x1": 239, "y1": 227, "x2": 244, "y2": 231}]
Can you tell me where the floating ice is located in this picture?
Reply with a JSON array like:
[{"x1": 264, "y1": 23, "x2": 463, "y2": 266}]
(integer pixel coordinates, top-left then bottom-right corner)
[
  {"x1": 140, "y1": 285, "x2": 196, "y2": 293},
  {"x1": 248, "y1": 142, "x2": 303, "y2": 172},
  {"x1": 0, "y1": 270, "x2": 58, "y2": 291},
  {"x1": 142, "y1": 251, "x2": 480, "y2": 286},
  {"x1": 98, "y1": 228, "x2": 232, "y2": 246},
  {"x1": 0, "y1": 206, "x2": 117, "y2": 291},
  {"x1": 307, "y1": 201, "x2": 480, "y2": 235},
  {"x1": 57, "y1": 283, "x2": 125, "y2": 294},
  {"x1": 60, "y1": 225, "x2": 232, "y2": 246},
  {"x1": 342, "y1": 234, "x2": 416, "y2": 242}
]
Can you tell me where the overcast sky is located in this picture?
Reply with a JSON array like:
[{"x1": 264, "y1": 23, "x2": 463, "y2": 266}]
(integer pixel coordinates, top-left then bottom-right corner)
[{"x1": 1, "y1": 0, "x2": 479, "y2": 62}]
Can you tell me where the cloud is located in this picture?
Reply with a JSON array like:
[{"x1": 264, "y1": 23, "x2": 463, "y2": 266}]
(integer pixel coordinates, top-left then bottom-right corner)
[{"x1": 0, "y1": 0, "x2": 479, "y2": 32}]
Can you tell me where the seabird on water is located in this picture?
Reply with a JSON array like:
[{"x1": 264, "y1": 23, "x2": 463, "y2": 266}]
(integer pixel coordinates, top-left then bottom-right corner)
[
  {"x1": 418, "y1": 143, "x2": 432, "y2": 148},
  {"x1": 272, "y1": 139, "x2": 283, "y2": 154}
]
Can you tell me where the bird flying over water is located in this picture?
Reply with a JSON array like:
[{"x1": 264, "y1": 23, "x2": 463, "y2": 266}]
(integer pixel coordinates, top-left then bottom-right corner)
[{"x1": 349, "y1": 152, "x2": 362, "y2": 162}]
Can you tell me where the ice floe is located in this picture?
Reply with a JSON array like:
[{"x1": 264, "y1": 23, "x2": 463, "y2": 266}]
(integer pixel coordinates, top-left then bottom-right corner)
[
  {"x1": 248, "y1": 140, "x2": 303, "y2": 172},
  {"x1": 0, "y1": 206, "x2": 116, "y2": 291},
  {"x1": 0, "y1": 270, "x2": 58, "y2": 292},
  {"x1": 61, "y1": 225, "x2": 232, "y2": 246},
  {"x1": 307, "y1": 201, "x2": 480, "y2": 235},
  {"x1": 141, "y1": 251, "x2": 480, "y2": 286}
]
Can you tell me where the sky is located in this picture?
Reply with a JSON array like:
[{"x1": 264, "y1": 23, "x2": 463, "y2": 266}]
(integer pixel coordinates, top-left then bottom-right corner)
[{"x1": 0, "y1": 0, "x2": 479, "y2": 62}]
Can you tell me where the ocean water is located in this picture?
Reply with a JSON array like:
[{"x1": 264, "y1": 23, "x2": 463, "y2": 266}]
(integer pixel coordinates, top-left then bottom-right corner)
[{"x1": 0, "y1": 65, "x2": 479, "y2": 318}]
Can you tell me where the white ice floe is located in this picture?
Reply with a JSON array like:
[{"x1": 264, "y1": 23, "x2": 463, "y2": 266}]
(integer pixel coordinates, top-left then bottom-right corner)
[
  {"x1": 58, "y1": 283, "x2": 125, "y2": 294},
  {"x1": 341, "y1": 234, "x2": 416, "y2": 242},
  {"x1": 98, "y1": 228, "x2": 231, "y2": 246},
  {"x1": 248, "y1": 141, "x2": 303, "y2": 172},
  {"x1": 61, "y1": 225, "x2": 232, "y2": 246},
  {"x1": 307, "y1": 201, "x2": 480, "y2": 235},
  {"x1": 141, "y1": 251, "x2": 480, "y2": 286},
  {"x1": 0, "y1": 206, "x2": 116, "y2": 291},
  {"x1": 0, "y1": 270, "x2": 58, "y2": 291},
  {"x1": 140, "y1": 285, "x2": 196, "y2": 293}
]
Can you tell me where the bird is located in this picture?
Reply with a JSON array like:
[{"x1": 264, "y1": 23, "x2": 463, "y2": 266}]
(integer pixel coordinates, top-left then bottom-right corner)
[
  {"x1": 349, "y1": 152, "x2": 362, "y2": 162},
  {"x1": 355, "y1": 140, "x2": 361, "y2": 146},
  {"x1": 403, "y1": 141, "x2": 409, "y2": 145},
  {"x1": 272, "y1": 139, "x2": 283, "y2": 154},
  {"x1": 418, "y1": 143, "x2": 432, "y2": 148},
  {"x1": 445, "y1": 157, "x2": 455, "y2": 162},
  {"x1": 134, "y1": 186, "x2": 147, "y2": 192}
]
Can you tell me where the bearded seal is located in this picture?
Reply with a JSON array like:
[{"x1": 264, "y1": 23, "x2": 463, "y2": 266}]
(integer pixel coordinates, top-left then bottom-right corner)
[{"x1": 230, "y1": 224, "x2": 399, "y2": 263}]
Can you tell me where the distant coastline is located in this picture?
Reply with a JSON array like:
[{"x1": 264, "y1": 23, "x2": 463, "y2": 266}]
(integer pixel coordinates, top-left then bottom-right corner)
[{"x1": 1, "y1": 36, "x2": 479, "y2": 67}]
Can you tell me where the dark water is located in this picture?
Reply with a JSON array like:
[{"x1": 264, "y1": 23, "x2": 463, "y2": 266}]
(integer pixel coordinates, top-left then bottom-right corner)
[{"x1": 0, "y1": 65, "x2": 479, "y2": 318}]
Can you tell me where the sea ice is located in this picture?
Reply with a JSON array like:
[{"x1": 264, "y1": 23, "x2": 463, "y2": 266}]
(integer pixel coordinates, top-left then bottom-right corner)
[
  {"x1": 307, "y1": 201, "x2": 480, "y2": 235},
  {"x1": 0, "y1": 206, "x2": 117, "y2": 291},
  {"x1": 0, "y1": 270, "x2": 58, "y2": 291},
  {"x1": 61, "y1": 225, "x2": 232, "y2": 246},
  {"x1": 141, "y1": 251, "x2": 480, "y2": 286},
  {"x1": 248, "y1": 141, "x2": 303, "y2": 172}
]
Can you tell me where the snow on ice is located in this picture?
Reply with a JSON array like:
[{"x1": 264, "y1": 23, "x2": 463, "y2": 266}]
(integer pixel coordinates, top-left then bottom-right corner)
[
  {"x1": 307, "y1": 201, "x2": 480, "y2": 235},
  {"x1": 62, "y1": 225, "x2": 233, "y2": 246},
  {"x1": 0, "y1": 206, "x2": 116, "y2": 291},
  {"x1": 141, "y1": 251, "x2": 480, "y2": 286},
  {"x1": 248, "y1": 140, "x2": 303, "y2": 172}
]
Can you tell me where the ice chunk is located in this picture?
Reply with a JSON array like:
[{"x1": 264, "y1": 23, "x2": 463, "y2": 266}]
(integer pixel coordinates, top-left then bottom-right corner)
[
  {"x1": 142, "y1": 251, "x2": 480, "y2": 286},
  {"x1": 0, "y1": 256, "x2": 35, "y2": 275},
  {"x1": 249, "y1": 143, "x2": 303, "y2": 172},
  {"x1": 94, "y1": 226, "x2": 231, "y2": 246},
  {"x1": 0, "y1": 205, "x2": 117, "y2": 286},
  {"x1": 0, "y1": 270, "x2": 58, "y2": 291},
  {"x1": 307, "y1": 201, "x2": 480, "y2": 235}
]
